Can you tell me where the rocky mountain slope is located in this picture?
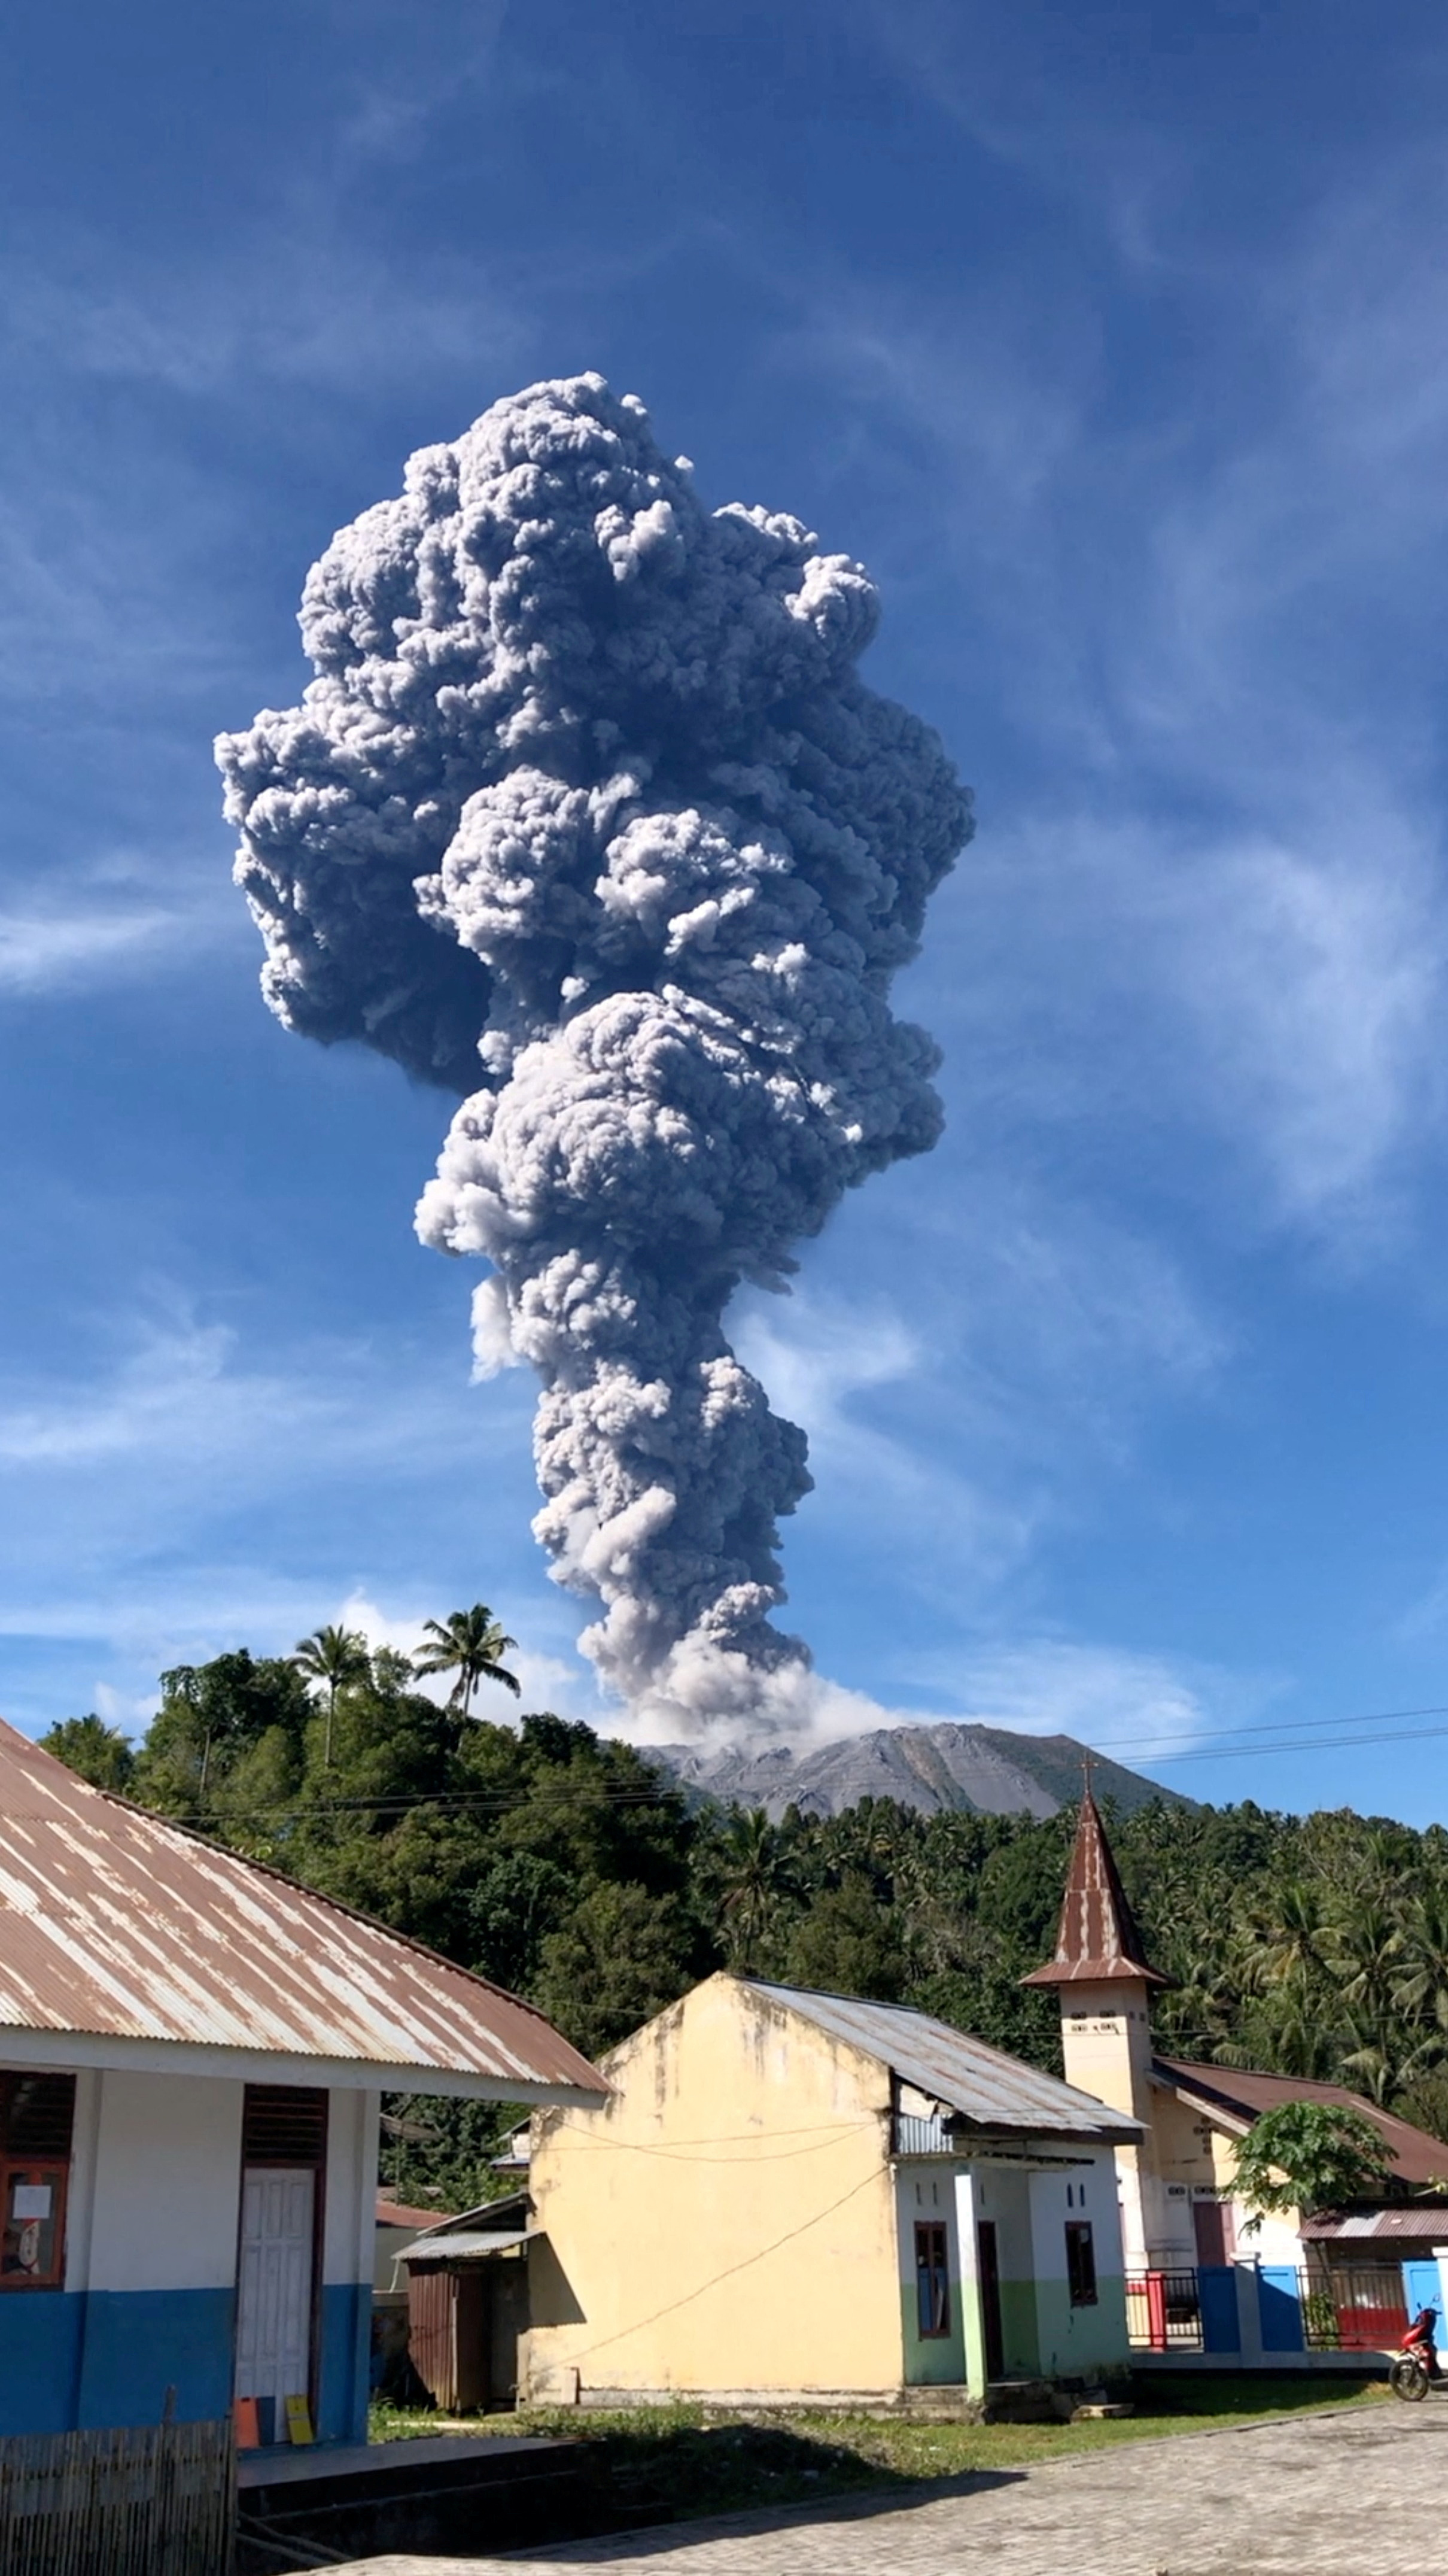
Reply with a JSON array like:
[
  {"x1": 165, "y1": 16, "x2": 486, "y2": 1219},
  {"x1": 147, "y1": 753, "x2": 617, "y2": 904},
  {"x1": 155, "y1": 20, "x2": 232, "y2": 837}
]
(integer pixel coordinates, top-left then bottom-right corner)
[{"x1": 649, "y1": 1720, "x2": 1183, "y2": 1822}]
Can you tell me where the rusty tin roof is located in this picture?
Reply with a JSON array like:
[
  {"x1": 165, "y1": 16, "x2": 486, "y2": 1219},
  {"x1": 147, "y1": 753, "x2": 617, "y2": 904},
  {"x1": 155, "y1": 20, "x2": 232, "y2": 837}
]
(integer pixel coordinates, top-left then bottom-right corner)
[
  {"x1": 741, "y1": 1979, "x2": 1142, "y2": 2143},
  {"x1": 1300, "y1": 2207, "x2": 1448, "y2": 2243},
  {"x1": 1021, "y1": 1791, "x2": 1170, "y2": 1989},
  {"x1": 0, "y1": 1721, "x2": 606, "y2": 2101},
  {"x1": 1156, "y1": 2058, "x2": 1448, "y2": 2189}
]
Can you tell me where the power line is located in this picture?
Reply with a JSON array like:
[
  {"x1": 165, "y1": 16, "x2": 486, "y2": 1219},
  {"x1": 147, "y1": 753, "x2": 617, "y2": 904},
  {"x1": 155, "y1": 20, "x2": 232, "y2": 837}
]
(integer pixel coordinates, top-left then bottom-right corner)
[
  {"x1": 1057, "y1": 1702, "x2": 1448, "y2": 1764},
  {"x1": 1149, "y1": 1720, "x2": 1448, "y2": 1768},
  {"x1": 549, "y1": 2117, "x2": 878, "y2": 2164},
  {"x1": 104, "y1": 1694, "x2": 1448, "y2": 1835},
  {"x1": 544, "y1": 2165, "x2": 883, "y2": 2375}
]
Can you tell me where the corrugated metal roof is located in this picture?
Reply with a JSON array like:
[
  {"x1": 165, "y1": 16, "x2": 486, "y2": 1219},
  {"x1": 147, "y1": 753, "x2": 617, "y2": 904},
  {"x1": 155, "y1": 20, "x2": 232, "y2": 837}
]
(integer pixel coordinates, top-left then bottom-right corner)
[
  {"x1": 1021, "y1": 1792, "x2": 1170, "y2": 1989},
  {"x1": 1155, "y1": 2058, "x2": 1448, "y2": 2189},
  {"x1": 0, "y1": 1720, "x2": 606, "y2": 2100},
  {"x1": 1301, "y1": 2209, "x2": 1448, "y2": 2242},
  {"x1": 399, "y1": 2230, "x2": 531, "y2": 2262},
  {"x1": 740, "y1": 1980, "x2": 1142, "y2": 2142}
]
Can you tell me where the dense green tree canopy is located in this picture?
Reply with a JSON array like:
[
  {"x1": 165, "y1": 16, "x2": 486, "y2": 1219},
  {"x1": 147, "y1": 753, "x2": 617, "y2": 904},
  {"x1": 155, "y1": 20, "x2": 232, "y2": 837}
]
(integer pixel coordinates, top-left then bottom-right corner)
[{"x1": 38, "y1": 1642, "x2": 1448, "y2": 2204}]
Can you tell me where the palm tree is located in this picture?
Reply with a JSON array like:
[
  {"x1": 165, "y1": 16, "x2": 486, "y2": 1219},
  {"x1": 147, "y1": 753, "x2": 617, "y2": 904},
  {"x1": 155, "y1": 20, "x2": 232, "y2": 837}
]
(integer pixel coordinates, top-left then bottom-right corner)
[
  {"x1": 1392, "y1": 1886, "x2": 1448, "y2": 2039},
  {"x1": 714, "y1": 1808, "x2": 787, "y2": 1971},
  {"x1": 1327, "y1": 1894, "x2": 1405, "y2": 2037},
  {"x1": 291, "y1": 1624, "x2": 370, "y2": 1769},
  {"x1": 413, "y1": 1605, "x2": 521, "y2": 1718},
  {"x1": 1238, "y1": 1878, "x2": 1331, "y2": 1995}
]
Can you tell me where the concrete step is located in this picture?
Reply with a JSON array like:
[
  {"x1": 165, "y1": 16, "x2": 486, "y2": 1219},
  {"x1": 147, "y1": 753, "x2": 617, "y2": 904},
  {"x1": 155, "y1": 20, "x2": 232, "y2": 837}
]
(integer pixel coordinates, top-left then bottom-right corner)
[{"x1": 984, "y1": 2378, "x2": 1059, "y2": 2424}]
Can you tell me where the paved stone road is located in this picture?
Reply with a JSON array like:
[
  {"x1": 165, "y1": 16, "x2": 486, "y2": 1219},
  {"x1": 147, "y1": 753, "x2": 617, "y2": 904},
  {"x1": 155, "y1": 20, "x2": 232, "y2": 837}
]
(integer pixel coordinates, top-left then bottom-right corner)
[{"x1": 321, "y1": 2403, "x2": 1446, "y2": 2576}]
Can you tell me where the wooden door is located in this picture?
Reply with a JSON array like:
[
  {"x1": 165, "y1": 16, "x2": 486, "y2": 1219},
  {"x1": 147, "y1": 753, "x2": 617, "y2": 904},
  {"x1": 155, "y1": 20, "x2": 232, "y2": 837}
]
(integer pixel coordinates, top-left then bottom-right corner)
[
  {"x1": 976, "y1": 2219, "x2": 1005, "y2": 2383},
  {"x1": 235, "y1": 2167, "x2": 315, "y2": 2422},
  {"x1": 407, "y1": 2267, "x2": 459, "y2": 2412},
  {"x1": 1193, "y1": 2197, "x2": 1230, "y2": 2267},
  {"x1": 455, "y1": 2270, "x2": 489, "y2": 2412}
]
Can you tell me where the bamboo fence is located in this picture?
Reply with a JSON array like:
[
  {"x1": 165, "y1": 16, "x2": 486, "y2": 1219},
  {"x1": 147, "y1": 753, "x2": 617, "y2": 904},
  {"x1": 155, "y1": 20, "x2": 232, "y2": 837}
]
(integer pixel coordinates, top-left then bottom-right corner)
[{"x1": 0, "y1": 2416, "x2": 235, "y2": 2575}]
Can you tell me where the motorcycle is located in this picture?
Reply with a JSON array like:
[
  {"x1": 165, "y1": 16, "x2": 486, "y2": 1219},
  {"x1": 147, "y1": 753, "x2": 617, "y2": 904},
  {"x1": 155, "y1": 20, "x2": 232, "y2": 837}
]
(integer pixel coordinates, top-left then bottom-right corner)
[{"x1": 1389, "y1": 2305, "x2": 1441, "y2": 2401}]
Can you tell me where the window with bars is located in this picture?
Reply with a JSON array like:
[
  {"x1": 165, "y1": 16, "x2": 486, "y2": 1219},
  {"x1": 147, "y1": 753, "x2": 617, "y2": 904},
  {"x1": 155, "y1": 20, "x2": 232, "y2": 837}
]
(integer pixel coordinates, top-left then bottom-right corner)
[
  {"x1": 0, "y1": 2074, "x2": 75, "y2": 2292},
  {"x1": 914, "y1": 2220, "x2": 951, "y2": 2337},
  {"x1": 1066, "y1": 2219, "x2": 1098, "y2": 2308}
]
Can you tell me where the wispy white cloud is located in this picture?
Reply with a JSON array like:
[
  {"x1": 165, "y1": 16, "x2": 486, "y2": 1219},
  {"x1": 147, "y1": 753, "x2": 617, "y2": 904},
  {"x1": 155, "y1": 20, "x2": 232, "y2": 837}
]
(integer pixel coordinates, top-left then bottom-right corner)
[
  {"x1": 0, "y1": 856, "x2": 241, "y2": 994},
  {"x1": 897, "y1": 1635, "x2": 1276, "y2": 1758},
  {"x1": 5, "y1": 1299, "x2": 510, "y2": 1469},
  {"x1": 3, "y1": 242, "x2": 530, "y2": 404},
  {"x1": 731, "y1": 1287, "x2": 1039, "y2": 1601},
  {"x1": 945, "y1": 794, "x2": 1448, "y2": 1244},
  {"x1": 854, "y1": 0, "x2": 1197, "y2": 276},
  {"x1": 786, "y1": 135, "x2": 1448, "y2": 1260},
  {"x1": 0, "y1": 1299, "x2": 555, "y2": 1738}
]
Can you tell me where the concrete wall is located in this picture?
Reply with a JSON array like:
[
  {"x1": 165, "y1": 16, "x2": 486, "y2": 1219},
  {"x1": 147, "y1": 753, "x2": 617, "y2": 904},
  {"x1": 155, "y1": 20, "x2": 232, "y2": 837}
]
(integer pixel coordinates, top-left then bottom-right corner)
[
  {"x1": 895, "y1": 2164, "x2": 966, "y2": 2383},
  {"x1": 896, "y1": 2149, "x2": 1130, "y2": 2389},
  {"x1": 318, "y1": 2085, "x2": 379, "y2": 2444},
  {"x1": 0, "y1": 2068, "x2": 377, "y2": 2442},
  {"x1": 524, "y1": 1977, "x2": 901, "y2": 2401},
  {"x1": 974, "y1": 2165, "x2": 1039, "y2": 2374},
  {"x1": 1027, "y1": 2159, "x2": 1131, "y2": 2376},
  {"x1": 1149, "y1": 2087, "x2": 1302, "y2": 2267}
]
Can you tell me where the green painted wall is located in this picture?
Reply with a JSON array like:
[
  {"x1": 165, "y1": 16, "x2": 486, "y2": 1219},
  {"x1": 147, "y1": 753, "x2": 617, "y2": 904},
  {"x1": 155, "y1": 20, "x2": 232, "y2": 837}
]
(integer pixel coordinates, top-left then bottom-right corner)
[
  {"x1": 962, "y1": 2261, "x2": 987, "y2": 2399},
  {"x1": 900, "y1": 2281, "x2": 966, "y2": 2384},
  {"x1": 999, "y1": 2279, "x2": 1040, "y2": 2376},
  {"x1": 1032, "y1": 2274, "x2": 1131, "y2": 2377}
]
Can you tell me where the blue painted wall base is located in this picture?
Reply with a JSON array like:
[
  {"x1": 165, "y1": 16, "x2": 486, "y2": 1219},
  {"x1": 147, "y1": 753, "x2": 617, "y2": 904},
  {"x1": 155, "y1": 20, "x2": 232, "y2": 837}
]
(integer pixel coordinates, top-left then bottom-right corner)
[
  {"x1": 318, "y1": 2283, "x2": 370, "y2": 2444},
  {"x1": 0, "y1": 2280, "x2": 373, "y2": 2441}
]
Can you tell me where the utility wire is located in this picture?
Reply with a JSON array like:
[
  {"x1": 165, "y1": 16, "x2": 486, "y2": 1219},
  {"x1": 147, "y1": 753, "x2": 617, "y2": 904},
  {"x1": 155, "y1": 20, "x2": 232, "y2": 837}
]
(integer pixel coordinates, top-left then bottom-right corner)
[
  {"x1": 106, "y1": 1696, "x2": 1448, "y2": 1833},
  {"x1": 547, "y1": 2117, "x2": 878, "y2": 2164},
  {"x1": 539, "y1": 2164, "x2": 883, "y2": 2374}
]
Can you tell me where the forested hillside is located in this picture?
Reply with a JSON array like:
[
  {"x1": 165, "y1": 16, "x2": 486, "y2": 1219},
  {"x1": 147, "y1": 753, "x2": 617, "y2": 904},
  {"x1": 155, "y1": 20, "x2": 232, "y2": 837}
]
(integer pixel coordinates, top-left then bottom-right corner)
[{"x1": 41, "y1": 1641, "x2": 1448, "y2": 2204}]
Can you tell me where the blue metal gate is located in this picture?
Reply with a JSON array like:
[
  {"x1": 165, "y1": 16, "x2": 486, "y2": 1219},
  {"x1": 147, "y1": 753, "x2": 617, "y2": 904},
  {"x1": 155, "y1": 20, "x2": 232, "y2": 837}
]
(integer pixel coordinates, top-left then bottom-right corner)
[
  {"x1": 1403, "y1": 2259, "x2": 1442, "y2": 2323},
  {"x1": 1197, "y1": 2266, "x2": 1241, "y2": 2353},
  {"x1": 1258, "y1": 2266, "x2": 1305, "y2": 2351}
]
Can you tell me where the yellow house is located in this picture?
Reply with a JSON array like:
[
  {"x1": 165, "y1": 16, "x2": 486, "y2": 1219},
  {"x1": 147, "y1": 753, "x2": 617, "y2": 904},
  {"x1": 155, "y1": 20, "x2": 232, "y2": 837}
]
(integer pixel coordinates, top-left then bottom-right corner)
[{"x1": 521, "y1": 1974, "x2": 1141, "y2": 2408}]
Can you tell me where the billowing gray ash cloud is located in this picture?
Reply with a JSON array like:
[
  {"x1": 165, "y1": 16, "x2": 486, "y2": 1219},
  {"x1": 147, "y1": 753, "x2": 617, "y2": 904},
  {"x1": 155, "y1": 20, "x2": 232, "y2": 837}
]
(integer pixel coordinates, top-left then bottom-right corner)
[{"x1": 218, "y1": 375, "x2": 971, "y2": 1736}]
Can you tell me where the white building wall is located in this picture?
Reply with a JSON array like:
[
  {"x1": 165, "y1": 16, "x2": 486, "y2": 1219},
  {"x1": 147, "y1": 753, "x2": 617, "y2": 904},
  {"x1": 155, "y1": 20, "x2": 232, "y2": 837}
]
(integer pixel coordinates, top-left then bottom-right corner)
[
  {"x1": 61, "y1": 2068, "x2": 103, "y2": 2295},
  {"x1": 323, "y1": 2085, "x2": 379, "y2": 2287},
  {"x1": 1239, "y1": 2209, "x2": 1303, "y2": 2267},
  {"x1": 84, "y1": 2072, "x2": 244, "y2": 2294}
]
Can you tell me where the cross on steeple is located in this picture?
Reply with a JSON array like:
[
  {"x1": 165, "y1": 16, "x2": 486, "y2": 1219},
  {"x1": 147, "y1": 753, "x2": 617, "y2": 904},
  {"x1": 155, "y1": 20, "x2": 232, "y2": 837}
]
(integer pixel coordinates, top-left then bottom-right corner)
[{"x1": 1021, "y1": 1784, "x2": 1170, "y2": 1990}]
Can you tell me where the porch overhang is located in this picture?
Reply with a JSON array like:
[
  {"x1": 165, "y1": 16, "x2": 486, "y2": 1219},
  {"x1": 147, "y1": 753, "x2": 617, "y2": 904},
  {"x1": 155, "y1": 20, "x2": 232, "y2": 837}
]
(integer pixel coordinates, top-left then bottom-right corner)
[{"x1": 0, "y1": 2026, "x2": 609, "y2": 2106}]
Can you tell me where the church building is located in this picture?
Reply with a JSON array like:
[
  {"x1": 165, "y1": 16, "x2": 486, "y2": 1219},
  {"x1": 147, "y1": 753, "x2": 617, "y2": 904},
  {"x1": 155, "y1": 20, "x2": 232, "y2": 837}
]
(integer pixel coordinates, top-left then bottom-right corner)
[{"x1": 1024, "y1": 1791, "x2": 1448, "y2": 2283}]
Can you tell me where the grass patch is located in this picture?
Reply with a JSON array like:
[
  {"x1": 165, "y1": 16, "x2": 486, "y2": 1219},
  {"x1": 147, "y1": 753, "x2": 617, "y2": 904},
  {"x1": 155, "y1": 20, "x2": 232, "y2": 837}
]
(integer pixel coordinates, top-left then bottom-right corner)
[{"x1": 368, "y1": 2375, "x2": 1389, "y2": 2524}]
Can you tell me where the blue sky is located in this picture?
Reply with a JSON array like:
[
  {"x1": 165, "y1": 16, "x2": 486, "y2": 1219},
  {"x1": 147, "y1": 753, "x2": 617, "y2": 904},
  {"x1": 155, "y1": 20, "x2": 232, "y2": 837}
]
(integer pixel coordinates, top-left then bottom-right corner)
[{"x1": 6, "y1": 0, "x2": 1448, "y2": 1817}]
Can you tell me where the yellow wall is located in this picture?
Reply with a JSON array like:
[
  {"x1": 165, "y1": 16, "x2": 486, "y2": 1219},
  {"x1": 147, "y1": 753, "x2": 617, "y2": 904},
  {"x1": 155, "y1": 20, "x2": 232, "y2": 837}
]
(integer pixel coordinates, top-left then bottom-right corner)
[
  {"x1": 524, "y1": 1977, "x2": 903, "y2": 2399},
  {"x1": 1057, "y1": 1983, "x2": 1156, "y2": 2129},
  {"x1": 1151, "y1": 2087, "x2": 1231, "y2": 2192},
  {"x1": 1057, "y1": 1979, "x2": 1157, "y2": 2262}
]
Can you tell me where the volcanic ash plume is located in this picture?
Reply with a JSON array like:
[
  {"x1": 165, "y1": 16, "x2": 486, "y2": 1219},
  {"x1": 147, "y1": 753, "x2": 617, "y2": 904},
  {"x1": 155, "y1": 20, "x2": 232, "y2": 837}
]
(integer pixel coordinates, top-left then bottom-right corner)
[{"x1": 218, "y1": 375, "x2": 971, "y2": 1733}]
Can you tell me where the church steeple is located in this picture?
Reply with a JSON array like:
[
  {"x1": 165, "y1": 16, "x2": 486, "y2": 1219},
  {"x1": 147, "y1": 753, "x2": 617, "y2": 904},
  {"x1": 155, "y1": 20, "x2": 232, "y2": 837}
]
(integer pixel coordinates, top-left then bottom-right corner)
[
  {"x1": 1022, "y1": 1791, "x2": 1169, "y2": 1990},
  {"x1": 1023, "y1": 1789, "x2": 1168, "y2": 2270}
]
